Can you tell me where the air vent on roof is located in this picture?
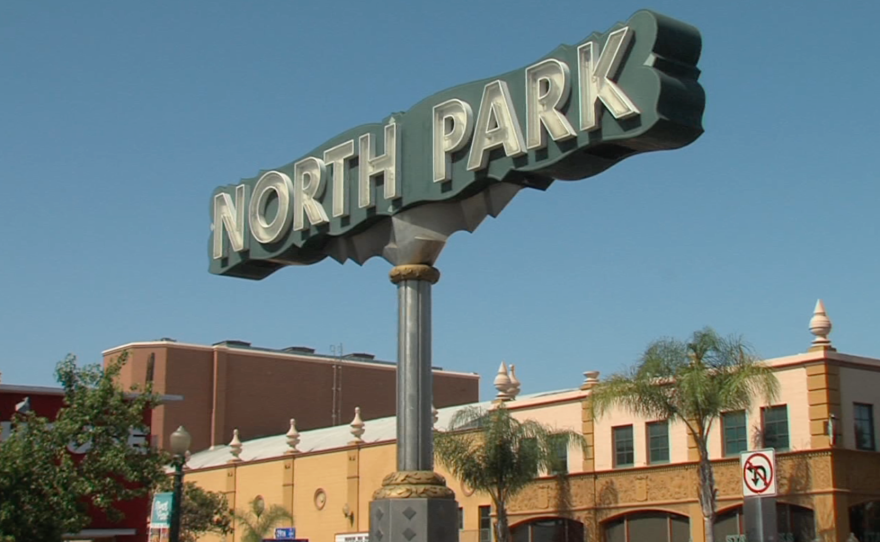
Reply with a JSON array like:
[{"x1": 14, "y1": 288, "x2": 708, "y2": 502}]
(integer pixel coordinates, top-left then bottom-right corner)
[
  {"x1": 212, "y1": 340, "x2": 251, "y2": 348},
  {"x1": 345, "y1": 352, "x2": 376, "y2": 361},
  {"x1": 283, "y1": 346, "x2": 316, "y2": 354},
  {"x1": 158, "y1": 337, "x2": 177, "y2": 342}
]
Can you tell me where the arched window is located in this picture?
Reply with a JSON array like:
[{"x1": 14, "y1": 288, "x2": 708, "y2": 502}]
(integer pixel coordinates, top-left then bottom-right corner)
[
  {"x1": 713, "y1": 506, "x2": 745, "y2": 542},
  {"x1": 778, "y1": 503, "x2": 816, "y2": 542},
  {"x1": 603, "y1": 511, "x2": 689, "y2": 542},
  {"x1": 511, "y1": 517, "x2": 584, "y2": 542},
  {"x1": 713, "y1": 504, "x2": 815, "y2": 542},
  {"x1": 849, "y1": 500, "x2": 880, "y2": 542}
]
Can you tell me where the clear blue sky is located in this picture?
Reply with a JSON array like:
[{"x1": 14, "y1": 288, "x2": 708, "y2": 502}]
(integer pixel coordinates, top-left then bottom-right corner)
[{"x1": 2, "y1": 1, "x2": 879, "y2": 401}]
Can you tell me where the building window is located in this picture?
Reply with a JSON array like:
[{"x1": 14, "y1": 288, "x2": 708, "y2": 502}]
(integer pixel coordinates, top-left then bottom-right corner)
[
  {"x1": 479, "y1": 505, "x2": 492, "y2": 542},
  {"x1": 521, "y1": 437, "x2": 541, "y2": 476},
  {"x1": 854, "y1": 403, "x2": 876, "y2": 451},
  {"x1": 723, "y1": 411, "x2": 748, "y2": 457},
  {"x1": 512, "y1": 518, "x2": 586, "y2": 542},
  {"x1": 614, "y1": 425, "x2": 634, "y2": 467},
  {"x1": 550, "y1": 435, "x2": 568, "y2": 475},
  {"x1": 458, "y1": 507, "x2": 464, "y2": 530},
  {"x1": 648, "y1": 420, "x2": 670, "y2": 464},
  {"x1": 762, "y1": 405, "x2": 789, "y2": 451},
  {"x1": 604, "y1": 511, "x2": 690, "y2": 542},
  {"x1": 715, "y1": 504, "x2": 815, "y2": 542}
]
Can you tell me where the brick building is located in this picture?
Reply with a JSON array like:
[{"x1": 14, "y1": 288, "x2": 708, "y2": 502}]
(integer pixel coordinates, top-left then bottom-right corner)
[{"x1": 103, "y1": 339, "x2": 479, "y2": 453}]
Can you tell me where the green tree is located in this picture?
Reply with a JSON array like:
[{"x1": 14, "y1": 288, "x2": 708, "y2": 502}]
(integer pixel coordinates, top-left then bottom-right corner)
[
  {"x1": 590, "y1": 328, "x2": 779, "y2": 542},
  {"x1": 233, "y1": 496, "x2": 294, "y2": 542},
  {"x1": 157, "y1": 480, "x2": 233, "y2": 542},
  {"x1": 434, "y1": 404, "x2": 586, "y2": 542},
  {"x1": 0, "y1": 353, "x2": 168, "y2": 542}
]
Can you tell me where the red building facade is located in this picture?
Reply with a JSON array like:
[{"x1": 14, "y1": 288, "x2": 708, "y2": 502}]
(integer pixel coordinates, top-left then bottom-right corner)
[{"x1": 0, "y1": 384, "x2": 154, "y2": 542}]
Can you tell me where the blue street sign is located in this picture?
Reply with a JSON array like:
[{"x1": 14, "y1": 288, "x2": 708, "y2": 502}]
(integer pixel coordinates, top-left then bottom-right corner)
[{"x1": 275, "y1": 527, "x2": 296, "y2": 540}]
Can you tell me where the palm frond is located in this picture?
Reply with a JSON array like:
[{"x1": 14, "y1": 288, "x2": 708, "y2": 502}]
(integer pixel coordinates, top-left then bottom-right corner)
[
  {"x1": 592, "y1": 328, "x2": 779, "y2": 433},
  {"x1": 590, "y1": 372, "x2": 677, "y2": 421},
  {"x1": 233, "y1": 499, "x2": 293, "y2": 542},
  {"x1": 434, "y1": 405, "x2": 586, "y2": 503}
]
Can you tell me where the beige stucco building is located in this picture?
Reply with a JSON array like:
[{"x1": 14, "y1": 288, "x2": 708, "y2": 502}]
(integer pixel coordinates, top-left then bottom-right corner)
[{"x1": 181, "y1": 304, "x2": 880, "y2": 542}]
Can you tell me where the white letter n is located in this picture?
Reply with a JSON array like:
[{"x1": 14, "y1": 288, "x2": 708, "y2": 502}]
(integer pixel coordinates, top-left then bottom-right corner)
[{"x1": 212, "y1": 184, "x2": 246, "y2": 259}]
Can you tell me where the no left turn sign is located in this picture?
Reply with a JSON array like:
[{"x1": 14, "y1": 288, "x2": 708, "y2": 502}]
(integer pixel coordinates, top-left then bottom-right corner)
[{"x1": 741, "y1": 449, "x2": 777, "y2": 497}]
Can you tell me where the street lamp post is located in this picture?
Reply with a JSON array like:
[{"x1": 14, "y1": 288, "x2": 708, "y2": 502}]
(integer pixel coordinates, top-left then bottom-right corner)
[{"x1": 168, "y1": 426, "x2": 192, "y2": 542}]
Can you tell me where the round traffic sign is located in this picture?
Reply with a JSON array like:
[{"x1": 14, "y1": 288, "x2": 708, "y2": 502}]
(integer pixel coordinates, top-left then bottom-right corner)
[{"x1": 742, "y1": 452, "x2": 774, "y2": 494}]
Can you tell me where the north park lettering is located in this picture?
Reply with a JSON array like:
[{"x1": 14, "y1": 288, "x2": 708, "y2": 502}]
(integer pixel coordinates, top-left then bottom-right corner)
[{"x1": 209, "y1": 10, "x2": 705, "y2": 278}]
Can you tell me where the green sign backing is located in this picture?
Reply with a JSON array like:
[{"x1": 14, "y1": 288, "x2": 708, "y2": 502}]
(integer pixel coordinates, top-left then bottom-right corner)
[{"x1": 209, "y1": 10, "x2": 705, "y2": 279}]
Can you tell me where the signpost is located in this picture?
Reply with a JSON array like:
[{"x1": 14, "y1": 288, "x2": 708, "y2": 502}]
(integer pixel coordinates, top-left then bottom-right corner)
[
  {"x1": 741, "y1": 449, "x2": 779, "y2": 542},
  {"x1": 207, "y1": 9, "x2": 704, "y2": 542}
]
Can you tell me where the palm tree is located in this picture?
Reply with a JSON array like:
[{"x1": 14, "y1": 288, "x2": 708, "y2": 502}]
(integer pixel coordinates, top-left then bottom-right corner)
[
  {"x1": 232, "y1": 496, "x2": 293, "y2": 542},
  {"x1": 434, "y1": 404, "x2": 586, "y2": 542},
  {"x1": 590, "y1": 328, "x2": 778, "y2": 542}
]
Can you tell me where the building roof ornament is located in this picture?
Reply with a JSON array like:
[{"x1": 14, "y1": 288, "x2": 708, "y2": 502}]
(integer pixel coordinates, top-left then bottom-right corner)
[
  {"x1": 286, "y1": 418, "x2": 300, "y2": 453},
  {"x1": 581, "y1": 371, "x2": 601, "y2": 390},
  {"x1": 508, "y1": 364, "x2": 521, "y2": 400},
  {"x1": 350, "y1": 407, "x2": 365, "y2": 443},
  {"x1": 228, "y1": 429, "x2": 243, "y2": 462},
  {"x1": 493, "y1": 362, "x2": 512, "y2": 402},
  {"x1": 809, "y1": 299, "x2": 836, "y2": 352}
]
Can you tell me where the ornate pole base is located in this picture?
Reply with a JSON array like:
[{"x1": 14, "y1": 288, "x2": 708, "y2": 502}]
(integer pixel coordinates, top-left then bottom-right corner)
[{"x1": 370, "y1": 471, "x2": 459, "y2": 542}]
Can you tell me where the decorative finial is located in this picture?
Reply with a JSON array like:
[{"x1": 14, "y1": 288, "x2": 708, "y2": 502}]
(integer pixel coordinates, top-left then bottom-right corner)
[
  {"x1": 581, "y1": 371, "x2": 600, "y2": 390},
  {"x1": 286, "y1": 418, "x2": 300, "y2": 453},
  {"x1": 493, "y1": 362, "x2": 512, "y2": 401},
  {"x1": 350, "y1": 407, "x2": 365, "y2": 443},
  {"x1": 228, "y1": 429, "x2": 242, "y2": 462},
  {"x1": 809, "y1": 299, "x2": 835, "y2": 352},
  {"x1": 432, "y1": 405, "x2": 439, "y2": 428},
  {"x1": 508, "y1": 364, "x2": 521, "y2": 400}
]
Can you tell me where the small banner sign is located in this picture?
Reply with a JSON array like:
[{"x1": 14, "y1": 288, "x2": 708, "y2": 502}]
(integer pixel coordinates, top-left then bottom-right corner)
[{"x1": 150, "y1": 492, "x2": 174, "y2": 529}]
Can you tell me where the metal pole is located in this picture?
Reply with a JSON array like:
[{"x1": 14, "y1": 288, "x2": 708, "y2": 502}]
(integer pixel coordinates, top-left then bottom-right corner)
[
  {"x1": 169, "y1": 457, "x2": 184, "y2": 542},
  {"x1": 370, "y1": 265, "x2": 456, "y2": 542},
  {"x1": 397, "y1": 274, "x2": 434, "y2": 471}
]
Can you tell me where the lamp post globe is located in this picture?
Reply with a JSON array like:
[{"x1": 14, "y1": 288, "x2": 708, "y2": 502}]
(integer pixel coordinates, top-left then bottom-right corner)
[
  {"x1": 169, "y1": 426, "x2": 191, "y2": 542},
  {"x1": 170, "y1": 426, "x2": 192, "y2": 456},
  {"x1": 254, "y1": 495, "x2": 266, "y2": 517}
]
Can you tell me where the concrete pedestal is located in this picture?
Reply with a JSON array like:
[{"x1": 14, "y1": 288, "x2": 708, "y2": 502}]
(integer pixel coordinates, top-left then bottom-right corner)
[
  {"x1": 369, "y1": 471, "x2": 458, "y2": 542},
  {"x1": 370, "y1": 497, "x2": 459, "y2": 542}
]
